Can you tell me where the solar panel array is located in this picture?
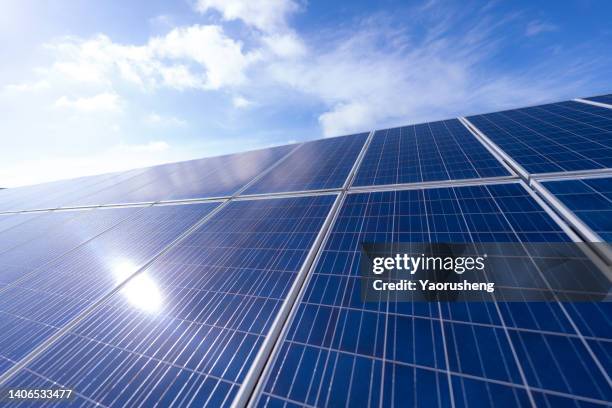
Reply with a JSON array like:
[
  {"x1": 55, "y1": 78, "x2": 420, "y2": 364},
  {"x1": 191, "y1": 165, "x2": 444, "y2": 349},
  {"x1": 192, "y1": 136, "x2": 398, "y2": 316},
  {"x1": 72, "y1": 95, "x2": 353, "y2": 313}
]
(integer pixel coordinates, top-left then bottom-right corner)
[{"x1": 0, "y1": 95, "x2": 610, "y2": 407}]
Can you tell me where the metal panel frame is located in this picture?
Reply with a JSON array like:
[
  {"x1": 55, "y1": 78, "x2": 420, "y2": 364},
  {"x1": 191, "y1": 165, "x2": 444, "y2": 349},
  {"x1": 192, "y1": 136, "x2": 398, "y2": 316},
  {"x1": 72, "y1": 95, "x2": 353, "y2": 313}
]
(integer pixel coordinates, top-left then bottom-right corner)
[{"x1": 575, "y1": 98, "x2": 612, "y2": 110}]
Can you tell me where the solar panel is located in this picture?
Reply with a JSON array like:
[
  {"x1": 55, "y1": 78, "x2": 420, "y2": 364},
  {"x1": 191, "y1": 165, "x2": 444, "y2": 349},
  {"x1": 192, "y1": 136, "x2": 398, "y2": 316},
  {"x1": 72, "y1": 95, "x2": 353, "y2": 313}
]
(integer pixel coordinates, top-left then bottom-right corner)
[
  {"x1": 0, "y1": 212, "x2": 44, "y2": 235},
  {"x1": 1, "y1": 195, "x2": 336, "y2": 407},
  {"x1": 353, "y1": 119, "x2": 510, "y2": 187},
  {"x1": 63, "y1": 145, "x2": 295, "y2": 208},
  {"x1": 541, "y1": 176, "x2": 612, "y2": 241},
  {"x1": 0, "y1": 145, "x2": 293, "y2": 213},
  {"x1": 0, "y1": 169, "x2": 146, "y2": 213},
  {"x1": 255, "y1": 183, "x2": 611, "y2": 406},
  {"x1": 243, "y1": 133, "x2": 368, "y2": 195},
  {"x1": 0, "y1": 207, "x2": 153, "y2": 280},
  {"x1": 585, "y1": 94, "x2": 612, "y2": 106},
  {"x1": 0, "y1": 202, "x2": 220, "y2": 369},
  {"x1": 467, "y1": 101, "x2": 612, "y2": 174}
]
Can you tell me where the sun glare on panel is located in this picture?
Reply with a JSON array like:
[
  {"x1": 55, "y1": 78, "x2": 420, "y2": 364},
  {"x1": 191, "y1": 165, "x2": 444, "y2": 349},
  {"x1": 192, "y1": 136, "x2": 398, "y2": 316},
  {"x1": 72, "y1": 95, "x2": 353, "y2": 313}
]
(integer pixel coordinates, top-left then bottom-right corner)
[{"x1": 112, "y1": 259, "x2": 163, "y2": 313}]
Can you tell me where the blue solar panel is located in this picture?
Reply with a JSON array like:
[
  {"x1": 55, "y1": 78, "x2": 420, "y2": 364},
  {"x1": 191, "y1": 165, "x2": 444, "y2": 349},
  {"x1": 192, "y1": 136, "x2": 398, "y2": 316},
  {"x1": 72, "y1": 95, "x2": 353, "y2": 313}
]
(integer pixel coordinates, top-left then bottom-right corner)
[
  {"x1": 0, "y1": 212, "x2": 44, "y2": 235},
  {"x1": 0, "y1": 145, "x2": 293, "y2": 212},
  {"x1": 243, "y1": 133, "x2": 368, "y2": 195},
  {"x1": 541, "y1": 176, "x2": 612, "y2": 242},
  {"x1": 0, "y1": 169, "x2": 145, "y2": 213},
  {"x1": 62, "y1": 145, "x2": 295, "y2": 207},
  {"x1": 467, "y1": 101, "x2": 612, "y2": 174},
  {"x1": 1, "y1": 195, "x2": 336, "y2": 407},
  {"x1": 0, "y1": 202, "x2": 219, "y2": 368},
  {"x1": 353, "y1": 119, "x2": 510, "y2": 187},
  {"x1": 0, "y1": 207, "x2": 146, "y2": 283},
  {"x1": 255, "y1": 183, "x2": 611, "y2": 406},
  {"x1": 585, "y1": 94, "x2": 612, "y2": 106}
]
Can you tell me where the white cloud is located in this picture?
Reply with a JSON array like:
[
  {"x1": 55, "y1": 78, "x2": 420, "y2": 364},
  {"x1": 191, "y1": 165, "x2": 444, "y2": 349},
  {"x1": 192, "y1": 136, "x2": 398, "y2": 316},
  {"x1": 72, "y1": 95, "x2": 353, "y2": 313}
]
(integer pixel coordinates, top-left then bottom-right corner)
[
  {"x1": 232, "y1": 95, "x2": 252, "y2": 108},
  {"x1": 262, "y1": 32, "x2": 306, "y2": 58},
  {"x1": 195, "y1": 0, "x2": 298, "y2": 32},
  {"x1": 145, "y1": 113, "x2": 187, "y2": 127},
  {"x1": 4, "y1": 80, "x2": 49, "y2": 92},
  {"x1": 54, "y1": 92, "x2": 121, "y2": 112},
  {"x1": 44, "y1": 25, "x2": 257, "y2": 91},
  {"x1": 525, "y1": 20, "x2": 558, "y2": 37}
]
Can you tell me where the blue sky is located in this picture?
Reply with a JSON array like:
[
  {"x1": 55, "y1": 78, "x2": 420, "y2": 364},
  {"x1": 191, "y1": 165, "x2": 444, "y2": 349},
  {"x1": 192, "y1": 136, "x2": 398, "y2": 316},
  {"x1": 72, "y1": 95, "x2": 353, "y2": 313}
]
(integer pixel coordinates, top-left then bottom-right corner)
[{"x1": 1, "y1": 0, "x2": 611, "y2": 187}]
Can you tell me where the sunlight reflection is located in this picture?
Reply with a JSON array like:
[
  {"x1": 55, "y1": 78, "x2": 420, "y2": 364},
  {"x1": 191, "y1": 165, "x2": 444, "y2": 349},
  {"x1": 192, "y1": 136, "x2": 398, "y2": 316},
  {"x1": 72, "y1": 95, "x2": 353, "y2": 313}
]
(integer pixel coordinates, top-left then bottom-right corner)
[{"x1": 112, "y1": 259, "x2": 163, "y2": 313}]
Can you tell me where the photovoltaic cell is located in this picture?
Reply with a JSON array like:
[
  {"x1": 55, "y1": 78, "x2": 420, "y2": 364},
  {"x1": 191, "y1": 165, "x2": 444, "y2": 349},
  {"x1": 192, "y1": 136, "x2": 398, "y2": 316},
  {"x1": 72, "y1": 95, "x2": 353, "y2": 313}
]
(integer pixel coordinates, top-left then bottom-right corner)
[
  {"x1": 1, "y1": 195, "x2": 336, "y2": 407},
  {"x1": 0, "y1": 202, "x2": 219, "y2": 369},
  {"x1": 585, "y1": 94, "x2": 612, "y2": 106},
  {"x1": 243, "y1": 133, "x2": 368, "y2": 195},
  {"x1": 256, "y1": 183, "x2": 611, "y2": 407},
  {"x1": 541, "y1": 176, "x2": 612, "y2": 242},
  {"x1": 353, "y1": 119, "x2": 510, "y2": 187},
  {"x1": 467, "y1": 100, "x2": 612, "y2": 174}
]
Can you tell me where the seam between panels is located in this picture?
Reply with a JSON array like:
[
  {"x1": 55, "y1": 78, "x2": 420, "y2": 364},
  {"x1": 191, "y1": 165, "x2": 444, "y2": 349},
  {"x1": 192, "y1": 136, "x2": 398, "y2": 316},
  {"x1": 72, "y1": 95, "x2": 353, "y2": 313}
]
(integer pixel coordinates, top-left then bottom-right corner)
[
  {"x1": 0, "y1": 197, "x2": 233, "y2": 387},
  {"x1": 460, "y1": 116, "x2": 612, "y2": 266},
  {"x1": 529, "y1": 180, "x2": 612, "y2": 269},
  {"x1": 231, "y1": 192, "x2": 345, "y2": 408},
  {"x1": 232, "y1": 130, "x2": 375, "y2": 408},
  {"x1": 348, "y1": 175, "x2": 520, "y2": 194},
  {"x1": 344, "y1": 130, "x2": 376, "y2": 189},
  {"x1": 574, "y1": 98, "x2": 612, "y2": 110},
  {"x1": 0, "y1": 204, "x2": 156, "y2": 297},
  {"x1": 514, "y1": 181, "x2": 612, "y2": 390},
  {"x1": 458, "y1": 117, "x2": 531, "y2": 181},
  {"x1": 234, "y1": 143, "x2": 305, "y2": 198},
  {"x1": 531, "y1": 168, "x2": 612, "y2": 182},
  {"x1": 456, "y1": 117, "x2": 612, "y2": 396},
  {"x1": 456, "y1": 117, "x2": 519, "y2": 178}
]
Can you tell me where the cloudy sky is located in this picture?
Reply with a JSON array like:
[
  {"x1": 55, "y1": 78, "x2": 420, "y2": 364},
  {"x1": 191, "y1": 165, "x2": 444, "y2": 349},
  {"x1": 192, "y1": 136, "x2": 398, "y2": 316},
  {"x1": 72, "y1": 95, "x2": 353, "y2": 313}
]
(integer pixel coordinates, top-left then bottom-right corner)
[{"x1": 1, "y1": 0, "x2": 611, "y2": 187}]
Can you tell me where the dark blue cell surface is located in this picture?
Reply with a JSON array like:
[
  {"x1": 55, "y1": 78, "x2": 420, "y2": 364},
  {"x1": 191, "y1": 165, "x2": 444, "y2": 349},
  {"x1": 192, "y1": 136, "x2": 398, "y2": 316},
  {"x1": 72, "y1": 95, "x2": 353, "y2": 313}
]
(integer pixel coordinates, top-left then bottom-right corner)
[
  {"x1": 0, "y1": 202, "x2": 219, "y2": 368},
  {"x1": 256, "y1": 183, "x2": 611, "y2": 407},
  {"x1": 585, "y1": 94, "x2": 612, "y2": 106},
  {"x1": 2, "y1": 195, "x2": 336, "y2": 407},
  {"x1": 467, "y1": 101, "x2": 612, "y2": 174},
  {"x1": 244, "y1": 133, "x2": 368, "y2": 194},
  {"x1": 542, "y1": 176, "x2": 612, "y2": 242},
  {"x1": 353, "y1": 119, "x2": 510, "y2": 187}
]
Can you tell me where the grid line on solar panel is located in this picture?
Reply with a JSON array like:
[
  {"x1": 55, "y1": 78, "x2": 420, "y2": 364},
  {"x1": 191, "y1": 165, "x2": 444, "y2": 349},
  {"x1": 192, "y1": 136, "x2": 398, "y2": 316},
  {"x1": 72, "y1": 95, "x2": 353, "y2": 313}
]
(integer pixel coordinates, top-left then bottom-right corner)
[
  {"x1": 467, "y1": 101, "x2": 612, "y2": 174},
  {"x1": 584, "y1": 94, "x2": 612, "y2": 107},
  {"x1": 243, "y1": 133, "x2": 368, "y2": 195},
  {"x1": 541, "y1": 176, "x2": 612, "y2": 242},
  {"x1": 353, "y1": 119, "x2": 511, "y2": 187},
  {"x1": 0, "y1": 195, "x2": 337, "y2": 408},
  {"x1": 254, "y1": 183, "x2": 612, "y2": 407},
  {"x1": 0, "y1": 202, "x2": 220, "y2": 377}
]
